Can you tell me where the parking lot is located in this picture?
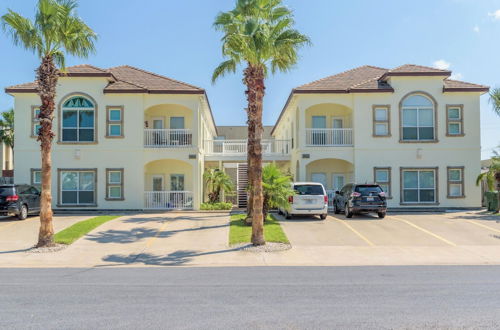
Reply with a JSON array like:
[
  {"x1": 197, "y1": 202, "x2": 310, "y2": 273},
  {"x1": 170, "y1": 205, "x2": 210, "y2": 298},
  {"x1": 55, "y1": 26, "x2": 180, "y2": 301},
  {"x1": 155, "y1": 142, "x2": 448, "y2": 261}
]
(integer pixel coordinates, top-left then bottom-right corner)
[{"x1": 278, "y1": 211, "x2": 500, "y2": 248}]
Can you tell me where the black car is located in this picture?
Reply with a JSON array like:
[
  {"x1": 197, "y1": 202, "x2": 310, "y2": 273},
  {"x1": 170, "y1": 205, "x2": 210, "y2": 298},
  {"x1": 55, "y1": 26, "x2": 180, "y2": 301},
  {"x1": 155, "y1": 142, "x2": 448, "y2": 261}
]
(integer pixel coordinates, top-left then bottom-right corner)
[
  {"x1": 0, "y1": 184, "x2": 41, "y2": 220},
  {"x1": 332, "y1": 183, "x2": 387, "y2": 218}
]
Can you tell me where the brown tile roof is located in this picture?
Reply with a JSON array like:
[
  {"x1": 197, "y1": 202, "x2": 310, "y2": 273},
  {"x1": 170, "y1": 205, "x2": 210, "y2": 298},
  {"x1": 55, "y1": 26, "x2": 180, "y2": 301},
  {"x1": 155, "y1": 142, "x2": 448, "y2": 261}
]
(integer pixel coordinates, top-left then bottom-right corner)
[
  {"x1": 443, "y1": 79, "x2": 489, "y2": 92},
  {"x1": 105, "y1": 65, "x2": 204, "y2": 94},
  {"x1": 384, "y1": 64, "x2": 451, "y2": 76},
  {"x1": 5, "y1": 64, "x2": 205, "y2": 95},
  {"x1": 60, "y1": 64, "x2": 112, "y2": 77},
  {"x1": 294, "y1": 65, "x2": 392, "y2": 93}
]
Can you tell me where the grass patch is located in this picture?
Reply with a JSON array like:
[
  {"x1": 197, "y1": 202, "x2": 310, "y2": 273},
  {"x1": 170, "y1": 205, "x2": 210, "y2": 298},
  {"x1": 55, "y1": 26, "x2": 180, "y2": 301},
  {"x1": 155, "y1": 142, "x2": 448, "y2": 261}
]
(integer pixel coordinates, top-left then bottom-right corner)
[
  {"x1": 200, "y1": 202, "x2": 233, "y2": 210},
  {"x1": 54, "y1": 215, "x2": 120, "y2": 245},
  {"x1": 229, "y1": 213, "x2": 289, "y2": 245}
]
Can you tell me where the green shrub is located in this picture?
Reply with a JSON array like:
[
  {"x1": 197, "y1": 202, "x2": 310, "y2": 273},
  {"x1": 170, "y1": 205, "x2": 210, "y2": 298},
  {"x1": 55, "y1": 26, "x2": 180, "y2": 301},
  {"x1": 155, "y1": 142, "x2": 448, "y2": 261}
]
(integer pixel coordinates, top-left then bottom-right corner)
[
  {"x1": 485, "y1": 191, "x2": 499, "y2": 212},
  {"x1": 200, "y1": 202, "x2": 233, "y2": 210}
]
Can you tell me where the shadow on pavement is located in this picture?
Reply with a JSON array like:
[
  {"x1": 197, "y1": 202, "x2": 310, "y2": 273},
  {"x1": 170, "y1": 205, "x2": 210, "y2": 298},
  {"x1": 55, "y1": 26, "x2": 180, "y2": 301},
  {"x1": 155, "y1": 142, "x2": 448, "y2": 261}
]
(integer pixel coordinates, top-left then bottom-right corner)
[
  {"x1": 101, "y1": 247, "x2": 242, "y2": 266},
  {"x1": 86, "y1": 223, "x2": 229, "y2": 244}
]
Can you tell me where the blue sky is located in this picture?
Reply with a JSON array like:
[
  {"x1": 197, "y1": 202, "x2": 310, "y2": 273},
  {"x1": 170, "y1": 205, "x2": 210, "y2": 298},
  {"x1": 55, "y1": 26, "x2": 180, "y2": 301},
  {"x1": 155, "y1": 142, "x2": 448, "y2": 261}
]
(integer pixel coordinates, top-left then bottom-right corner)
[{"x1": 0, "y1": 0, "x2": 499, "y2": 159}]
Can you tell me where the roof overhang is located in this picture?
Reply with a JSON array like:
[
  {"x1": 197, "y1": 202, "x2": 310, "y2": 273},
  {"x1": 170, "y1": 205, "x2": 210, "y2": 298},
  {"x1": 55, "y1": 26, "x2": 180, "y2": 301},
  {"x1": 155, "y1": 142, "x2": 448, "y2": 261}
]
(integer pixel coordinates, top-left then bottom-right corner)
[
  {"x1": 379, "y1": 71, "x2": 451, "y2": 81},
  {"x1": 103, "y1": 89, "x2": 205, "y2": 94},
  {"x1": 443, "y1": 87, "x2": 490, "y2": 93}
]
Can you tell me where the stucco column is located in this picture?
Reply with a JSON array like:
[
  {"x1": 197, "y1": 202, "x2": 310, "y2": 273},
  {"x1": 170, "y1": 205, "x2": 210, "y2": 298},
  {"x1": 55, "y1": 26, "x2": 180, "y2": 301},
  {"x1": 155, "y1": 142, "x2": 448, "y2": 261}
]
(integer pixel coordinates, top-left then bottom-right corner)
[
  {"x1": 192, "y1": 158, "x2": 201, "y2": 210},
  {"x1": 299, "y1": 159, "x2": 308, "y2": 182},
  {"x1": 192, "y1": 102, "x2": 200, "y2": 149},
  {"x1": 298, "y1": 104, "x2": 306, "y2": 149}
]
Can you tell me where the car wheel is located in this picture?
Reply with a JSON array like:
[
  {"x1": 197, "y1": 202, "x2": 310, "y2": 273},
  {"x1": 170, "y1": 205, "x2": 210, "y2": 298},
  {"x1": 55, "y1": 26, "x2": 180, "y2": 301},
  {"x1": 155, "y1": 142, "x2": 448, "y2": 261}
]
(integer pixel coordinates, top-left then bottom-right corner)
[
  {"x1": 333, "y1": 203, "x2": 340, "y2": 214},
  {"x1": 320, "y1": 214, "x2": 327, "y2": 220},
  {"x1": 378, "y1": 212, "x2": 386, "y2": 219},
  {"x1": 277, "y1": 209, "x2": 282, "y2": 215},
  {"x1": 344, "y1": 204, "x2": 353, "y2": 218},
  {"x1": 17, "y1": 205, "x2": 28, "y2": 220},
  {"x1": 285, "y1": 212, "x2": 292, "y2": 220}
]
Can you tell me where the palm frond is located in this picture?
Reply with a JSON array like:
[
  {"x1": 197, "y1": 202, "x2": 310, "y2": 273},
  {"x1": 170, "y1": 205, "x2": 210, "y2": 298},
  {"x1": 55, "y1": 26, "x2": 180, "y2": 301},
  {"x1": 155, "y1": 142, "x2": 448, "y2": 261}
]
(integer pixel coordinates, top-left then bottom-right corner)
[
  {"x1": 489, "y1": 88, "x2": 500, "y2": 117},
  {"x1": 212, "y1": 59, "x2": 238, "y2": 83},
  {"x1": 1, "y1": 10, "x2": 42, "y2": 53}
]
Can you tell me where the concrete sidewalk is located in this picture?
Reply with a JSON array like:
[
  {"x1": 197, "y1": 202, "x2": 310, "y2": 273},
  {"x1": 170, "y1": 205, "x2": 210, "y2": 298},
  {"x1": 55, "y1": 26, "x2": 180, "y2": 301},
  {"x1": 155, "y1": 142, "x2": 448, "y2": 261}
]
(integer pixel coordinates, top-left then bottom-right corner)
[{"x1": 1, "y1": 211, "x2": 500, "y2": 267}]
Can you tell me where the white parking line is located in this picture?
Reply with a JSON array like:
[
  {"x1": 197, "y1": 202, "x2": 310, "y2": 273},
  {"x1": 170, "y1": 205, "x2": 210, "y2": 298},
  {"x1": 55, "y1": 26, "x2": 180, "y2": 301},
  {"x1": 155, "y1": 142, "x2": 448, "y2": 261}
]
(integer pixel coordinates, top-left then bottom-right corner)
[{"x1": 389, "y1": 216, "x2": 457, "y2": 247}]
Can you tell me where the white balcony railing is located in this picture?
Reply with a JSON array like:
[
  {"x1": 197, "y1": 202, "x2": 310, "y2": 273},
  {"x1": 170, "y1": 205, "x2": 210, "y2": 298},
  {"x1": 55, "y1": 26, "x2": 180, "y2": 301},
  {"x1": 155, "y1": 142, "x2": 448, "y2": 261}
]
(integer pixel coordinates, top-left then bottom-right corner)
[
  {"x1": 144, "y1": 129, "x2": 193, "y2": 148},
  {"x1": 144, "y1": 191, "x2": 193, "y2": 210},
  {"x1": 305, "y1": 128, "x2": 353, "y2": 146},
  {"x1": 204, "y1": 139, "x2": 291, "y2": 156}
]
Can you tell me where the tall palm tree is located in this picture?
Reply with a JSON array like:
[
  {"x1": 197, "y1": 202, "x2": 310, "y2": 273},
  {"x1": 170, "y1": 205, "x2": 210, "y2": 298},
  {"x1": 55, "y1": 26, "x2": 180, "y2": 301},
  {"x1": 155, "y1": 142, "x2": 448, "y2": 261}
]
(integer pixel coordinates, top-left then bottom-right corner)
[
  {"x1": 212, "y1": 0, "x2": 310, "y2": 245},
  {"x1": 477, "y1": 149, "x2": 500, "y2": 213},
  {"x1": 2, "y1": 0, "x2": 97, "y2": 247},
  {"x1": 204, "y1": 168, "x2": 234, "y2": 203},
  {"x1": 0, "y1": 108, "x2": 14, "y2": 149}
]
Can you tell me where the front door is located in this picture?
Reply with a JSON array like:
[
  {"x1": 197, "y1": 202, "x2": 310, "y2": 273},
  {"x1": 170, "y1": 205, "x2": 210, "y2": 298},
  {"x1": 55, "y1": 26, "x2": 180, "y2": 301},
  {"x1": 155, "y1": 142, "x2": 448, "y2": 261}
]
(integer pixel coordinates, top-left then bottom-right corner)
[
  {"x1": 312, "y1": 116, "x2": 326, "y2": 145},
  {"x1": 152, "y1": 175, "x2": 164, "y2": 191},
  {"x1": 311, "y1": 173, "x2": 327, "y2": 188},
  {"x1": 332, "y1": 118, "x2": 344, "y2": 144},
  {"x1": 333, "y1": 174, "x2": 345, "y2": 192}
]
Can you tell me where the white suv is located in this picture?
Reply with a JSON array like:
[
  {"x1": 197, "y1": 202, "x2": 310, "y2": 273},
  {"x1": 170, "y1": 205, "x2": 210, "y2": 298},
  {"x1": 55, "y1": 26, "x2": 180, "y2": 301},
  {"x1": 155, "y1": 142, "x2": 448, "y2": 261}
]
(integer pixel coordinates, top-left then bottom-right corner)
[{"x1": 279, "y1": 182, "x2": 328, "y2": 220}]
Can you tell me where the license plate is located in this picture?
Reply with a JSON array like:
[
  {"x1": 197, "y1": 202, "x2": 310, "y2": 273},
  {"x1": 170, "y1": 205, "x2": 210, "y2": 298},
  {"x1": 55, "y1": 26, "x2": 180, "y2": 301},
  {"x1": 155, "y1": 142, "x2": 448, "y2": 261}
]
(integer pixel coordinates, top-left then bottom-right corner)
[
  {"x1": 366, "y1": 197, "x2": 374, "y2": 201},
  {"x1": 305, "y1": 199, "x2": 313, "y2": 204}
]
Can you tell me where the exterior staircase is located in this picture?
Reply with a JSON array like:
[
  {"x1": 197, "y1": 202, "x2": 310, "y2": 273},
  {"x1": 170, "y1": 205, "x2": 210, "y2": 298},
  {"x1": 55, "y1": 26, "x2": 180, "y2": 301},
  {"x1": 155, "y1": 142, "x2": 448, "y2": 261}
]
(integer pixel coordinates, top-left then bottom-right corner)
[{"x1": 237, "y1": 163, "x2": 248, "y2": 208}]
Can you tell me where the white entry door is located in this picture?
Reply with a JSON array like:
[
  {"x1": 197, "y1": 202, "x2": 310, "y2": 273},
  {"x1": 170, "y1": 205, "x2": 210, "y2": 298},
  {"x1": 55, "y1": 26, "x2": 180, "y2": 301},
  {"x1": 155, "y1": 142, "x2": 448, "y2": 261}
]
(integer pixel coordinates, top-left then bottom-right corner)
[
  {"x1": 311, "y1": 173, "x2": 327, "y2": 188},
  {"x1": 152, "y1": 175, "x2": 164, "y2": 191},
  {"x1": 332, "y1": 174, "x2": 345, "y2": 192}
]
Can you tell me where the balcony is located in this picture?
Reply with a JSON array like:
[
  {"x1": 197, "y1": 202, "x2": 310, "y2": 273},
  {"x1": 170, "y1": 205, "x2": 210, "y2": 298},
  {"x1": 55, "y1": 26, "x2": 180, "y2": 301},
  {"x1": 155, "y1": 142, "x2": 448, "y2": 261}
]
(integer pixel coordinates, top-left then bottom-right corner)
[
  {"x1": 144, "y1": 191, "x2": 193, "y2": 210},
  {"x1": 144, "y1": 129, "x2": 193, "y2": 148},
  {"x1": 305, "y1": 128, "x2": 353, "y2": 146},
  {"x1": 204, "y1": 139, "x2": 291, "y2": 157}
]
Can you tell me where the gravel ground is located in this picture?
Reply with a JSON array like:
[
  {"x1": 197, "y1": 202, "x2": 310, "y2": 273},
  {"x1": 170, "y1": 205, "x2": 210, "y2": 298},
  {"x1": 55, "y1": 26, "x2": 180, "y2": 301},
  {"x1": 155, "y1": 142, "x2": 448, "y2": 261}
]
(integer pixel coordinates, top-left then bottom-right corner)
[
  {"x1": 232, "y1": 242, "x2": 292, "y2": 252},
  {"x1": 26, "y1": 244, "x2": 67, "y2": 253}
]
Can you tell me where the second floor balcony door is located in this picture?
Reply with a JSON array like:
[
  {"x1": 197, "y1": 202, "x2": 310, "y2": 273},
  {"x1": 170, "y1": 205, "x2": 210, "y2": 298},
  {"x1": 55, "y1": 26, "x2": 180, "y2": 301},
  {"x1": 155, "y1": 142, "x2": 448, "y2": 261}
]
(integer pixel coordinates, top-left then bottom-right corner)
[
  {"x1": 170, "y1": 117, "x2": 190, "y2": 146},
  {"x1": 332, "y1": 118, "x2": 344, "y2": 145},
  {"x1": 312, "y1": 116, "x2": 326, "y2": 145}
]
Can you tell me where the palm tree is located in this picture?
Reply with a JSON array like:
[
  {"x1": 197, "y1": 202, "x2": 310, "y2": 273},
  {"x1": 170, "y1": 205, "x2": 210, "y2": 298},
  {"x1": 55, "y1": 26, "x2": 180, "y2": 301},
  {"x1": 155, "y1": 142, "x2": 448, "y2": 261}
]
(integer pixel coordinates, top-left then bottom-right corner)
[
  {"x1": 490, "y1": 88, "x2": 500, "y2": 117},
  {"x1": 0, "y1": 108, "x2": 14, "y2": 149},
  {"x1": 204, "y1": 168, "x2": 234, "y2": 203},
  {"x1": 2, "y1": 0, "x2": 97, "y2": 247},
  {"x1": 477, "y1": 150, "x2": 500, "y2": 213},
  {"x1": 262, "y1": 163, "x2": 293, "y2": 220},
  {"x1": 212, "y1": 0, "x2": 310, "y2": 245}
]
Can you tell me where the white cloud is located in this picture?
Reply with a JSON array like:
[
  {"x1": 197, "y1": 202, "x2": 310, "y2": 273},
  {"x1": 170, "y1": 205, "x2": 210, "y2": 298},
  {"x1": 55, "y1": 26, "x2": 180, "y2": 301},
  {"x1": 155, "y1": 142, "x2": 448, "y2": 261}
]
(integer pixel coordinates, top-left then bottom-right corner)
[
  {"x1": 433, "y1": 59, "x2": 451, "y2": 70},
  {"x1": 488, "y1": 9, "x2": 500, "y2": 19},
  {"x1": 450, "y1": 73, "x2": 463, "y2": 80},
  {"x1": 473, "y1": 25, "x2": 480, "y2": 33}
]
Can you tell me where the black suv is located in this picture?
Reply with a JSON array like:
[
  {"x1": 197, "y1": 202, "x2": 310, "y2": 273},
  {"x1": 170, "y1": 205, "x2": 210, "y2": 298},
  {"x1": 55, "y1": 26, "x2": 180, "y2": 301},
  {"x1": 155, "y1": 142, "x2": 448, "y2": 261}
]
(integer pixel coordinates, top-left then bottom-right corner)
[
  {"x1": 332, "y1": 183, "x2": 387, "y2": 218},
  {"x1": 0, "y1": 184, "x2": 41, "y2": 220}
]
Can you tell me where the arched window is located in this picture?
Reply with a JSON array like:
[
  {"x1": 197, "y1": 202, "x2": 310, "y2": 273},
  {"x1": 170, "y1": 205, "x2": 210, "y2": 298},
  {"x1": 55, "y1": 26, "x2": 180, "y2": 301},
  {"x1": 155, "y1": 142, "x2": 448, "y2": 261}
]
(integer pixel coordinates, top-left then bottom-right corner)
[
  {"x1": 401, "y1": 93, "x2": 435, "y2": 141},
  {"x1": 61, "y1": 96, "x2": 95, "y2": 142}
]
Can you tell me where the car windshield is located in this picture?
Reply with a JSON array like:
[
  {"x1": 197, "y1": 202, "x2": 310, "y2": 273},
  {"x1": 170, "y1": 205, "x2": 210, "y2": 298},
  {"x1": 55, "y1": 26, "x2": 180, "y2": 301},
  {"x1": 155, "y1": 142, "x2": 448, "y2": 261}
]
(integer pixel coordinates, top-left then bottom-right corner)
[
  {"x1": 355, "y1": 185, "x2": 383, "y2": 196},
  {"x1": 0, "y1": 187, "x2": 14, "y2": 197},
  {"x1": 294, "y1": 184, "x2": 324, "y2": 195}
]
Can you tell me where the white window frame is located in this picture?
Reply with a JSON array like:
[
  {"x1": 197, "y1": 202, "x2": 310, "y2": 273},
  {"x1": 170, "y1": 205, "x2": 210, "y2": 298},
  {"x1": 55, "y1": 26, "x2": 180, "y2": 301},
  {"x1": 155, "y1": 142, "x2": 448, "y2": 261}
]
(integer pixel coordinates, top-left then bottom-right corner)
[
  {"x1": 374, "y1": 167, "x2": 391, "y2": 197},
  {"x1": 59, "y1": 169, "x2": 96, "y2": 206},
  {"x1": 447, "y1": 167, "x2": 464, "y2": 198},
  {"x1": 106, "y1": 106, "x2": 124, "y2": 138},
  {"x1": 106, "y1": 168, "x2": 124, "y2": 200},
  {"x1": 372, "y1": 105, "x2": 390, "y2": 137},
  {"x1": 446, "y1": 105, "x2": 464, "y2": 136},
  {"x1": 61, "y1": 96, "x2": 96, "y2": 143},
  {"x1": 401, "y1": 168, "x2": 438, "y2": 204},
  {"x1": 401, "y1": 94, "x2": 436, "y2": 142}
]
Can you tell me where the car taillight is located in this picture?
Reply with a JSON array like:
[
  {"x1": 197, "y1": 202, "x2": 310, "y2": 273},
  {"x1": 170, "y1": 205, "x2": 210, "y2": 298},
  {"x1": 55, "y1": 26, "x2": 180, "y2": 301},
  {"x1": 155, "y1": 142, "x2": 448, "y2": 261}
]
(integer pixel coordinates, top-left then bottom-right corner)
[
  {"x1": 324, "y1": 195, "x2": 328, "y2": 203},
  {"x1": 379, "y1": 192, "x2": 386, "y2": 197},
  {"x1": 288, "y1": 196, "x2": 293, "y2": 203},
  {"x1": 6, "y1": 195, "x2": 19, "y2": 202},
  {"x1": 351, "y1": 192, "x2": 361, "y2": 198}
]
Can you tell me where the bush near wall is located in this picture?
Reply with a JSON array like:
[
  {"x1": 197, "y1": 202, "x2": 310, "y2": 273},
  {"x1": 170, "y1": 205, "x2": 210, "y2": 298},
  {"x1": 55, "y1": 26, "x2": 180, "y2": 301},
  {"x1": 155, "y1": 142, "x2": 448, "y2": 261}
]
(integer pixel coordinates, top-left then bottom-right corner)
[
  {"x1": 485, "y1": 191, "x2": 499, "y2": 212},
  {"x1": 200, "y1": 202, "x2": 233, "y2": 210}
]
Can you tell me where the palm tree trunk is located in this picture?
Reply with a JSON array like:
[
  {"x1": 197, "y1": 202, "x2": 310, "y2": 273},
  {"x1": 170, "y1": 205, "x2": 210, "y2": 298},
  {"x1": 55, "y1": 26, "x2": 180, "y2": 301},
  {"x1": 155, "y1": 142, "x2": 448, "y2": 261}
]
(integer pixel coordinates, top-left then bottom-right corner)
[
  {"x1": 244, "y1": 64, "x2": 265, "y2": 246},
  {"x1": 36, "y1": 55, "x2": 58, "y2": 247},
  {"x1": 245, "y1": 108, "x2": 255, "y2": 225},
  {"x1": 496, "y1": 172, "x2": 500, "y2": 213}
]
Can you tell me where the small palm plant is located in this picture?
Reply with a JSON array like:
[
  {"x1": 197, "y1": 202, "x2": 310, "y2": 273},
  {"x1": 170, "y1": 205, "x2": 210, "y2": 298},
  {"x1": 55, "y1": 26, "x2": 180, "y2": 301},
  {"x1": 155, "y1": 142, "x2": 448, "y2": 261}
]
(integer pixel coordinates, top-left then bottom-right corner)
[
  {"x1": 262, "y1": 163, "x2": 294, "y2": 221},
  {"x1": 489, "y1": 88, "x2": 500, "y2": 117},
  {"x1": 2, "y1": 0, "x2": 97, "y2": 247},
  {"x1": 204, "y1": 169, "x2": 234, "y2": 204},
  {"x1": 0, "y1": 108, "x2": 14, "y2": 150},
  {"x1": 476, "y1": 149, "x2": 500, "y2": 213}
]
